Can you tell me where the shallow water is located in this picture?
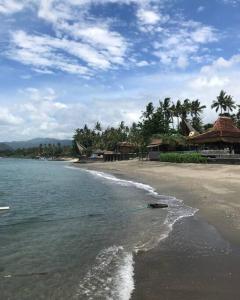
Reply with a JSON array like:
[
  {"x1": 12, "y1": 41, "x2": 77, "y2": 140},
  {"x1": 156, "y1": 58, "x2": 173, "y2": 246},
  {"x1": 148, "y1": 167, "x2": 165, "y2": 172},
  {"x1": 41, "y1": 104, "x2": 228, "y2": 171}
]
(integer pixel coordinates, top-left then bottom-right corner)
[{"x1": 0, "y1": 159, "x2": 196, "y2": 299}]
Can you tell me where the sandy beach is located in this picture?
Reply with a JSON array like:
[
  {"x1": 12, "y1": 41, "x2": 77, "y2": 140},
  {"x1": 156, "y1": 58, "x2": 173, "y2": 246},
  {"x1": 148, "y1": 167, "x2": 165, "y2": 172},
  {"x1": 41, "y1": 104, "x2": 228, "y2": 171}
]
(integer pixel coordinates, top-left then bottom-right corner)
[{"x1": 74, "y1": 160, "x2": 240, "y2": 299}]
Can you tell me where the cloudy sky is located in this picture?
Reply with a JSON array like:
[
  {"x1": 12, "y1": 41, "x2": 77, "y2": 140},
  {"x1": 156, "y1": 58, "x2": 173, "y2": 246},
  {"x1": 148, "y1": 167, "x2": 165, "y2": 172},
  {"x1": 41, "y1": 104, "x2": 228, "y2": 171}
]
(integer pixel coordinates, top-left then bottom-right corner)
[{"x1": 0, "y1": 0, "x2": 240, "y2": 141}]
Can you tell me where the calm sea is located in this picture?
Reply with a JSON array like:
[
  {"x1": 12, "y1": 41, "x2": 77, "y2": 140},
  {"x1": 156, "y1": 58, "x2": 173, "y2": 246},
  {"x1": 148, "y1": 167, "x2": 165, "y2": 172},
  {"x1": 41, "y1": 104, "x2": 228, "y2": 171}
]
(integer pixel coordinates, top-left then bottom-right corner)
[{"x1": 0, "y1": 159, "x2": 196, "y2": 300}]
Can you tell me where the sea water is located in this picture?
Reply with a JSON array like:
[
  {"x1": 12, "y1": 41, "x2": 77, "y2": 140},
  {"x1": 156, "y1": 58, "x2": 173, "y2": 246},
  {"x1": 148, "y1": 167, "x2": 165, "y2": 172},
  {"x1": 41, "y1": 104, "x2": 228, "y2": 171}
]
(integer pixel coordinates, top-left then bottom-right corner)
[{"x1": 0, "y1": 159, "x2": 197, "y2": 299}]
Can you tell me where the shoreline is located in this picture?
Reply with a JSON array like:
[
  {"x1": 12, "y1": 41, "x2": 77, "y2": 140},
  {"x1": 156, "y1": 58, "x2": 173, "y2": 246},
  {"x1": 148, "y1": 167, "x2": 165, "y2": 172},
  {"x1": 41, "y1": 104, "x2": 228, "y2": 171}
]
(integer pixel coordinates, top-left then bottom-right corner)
[
  {"x1": 73, "y1": 160, "x2": 240, "y2": 246},
  {"x1": 73, "y1": 160, "x2": 240, "y2": 299}
]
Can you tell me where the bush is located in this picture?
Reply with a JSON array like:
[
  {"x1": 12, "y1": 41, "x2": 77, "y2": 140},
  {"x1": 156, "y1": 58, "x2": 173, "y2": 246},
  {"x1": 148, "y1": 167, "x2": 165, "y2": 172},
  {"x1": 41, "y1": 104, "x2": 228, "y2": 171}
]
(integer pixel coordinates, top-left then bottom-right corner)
[{"x1": 159, "y1": 152, "x2": 207, "y2": 163}]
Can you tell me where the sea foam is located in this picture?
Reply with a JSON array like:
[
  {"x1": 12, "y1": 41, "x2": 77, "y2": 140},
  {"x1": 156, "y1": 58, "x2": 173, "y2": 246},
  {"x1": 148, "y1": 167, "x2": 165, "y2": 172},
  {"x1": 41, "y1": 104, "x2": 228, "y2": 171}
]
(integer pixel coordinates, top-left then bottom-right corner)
[
  {"x1": 75, "y1": 246, "x2": 134, "y2": 300},
  {"x1": 68, "y1": 166, "x2": 198, "y2": 300}
]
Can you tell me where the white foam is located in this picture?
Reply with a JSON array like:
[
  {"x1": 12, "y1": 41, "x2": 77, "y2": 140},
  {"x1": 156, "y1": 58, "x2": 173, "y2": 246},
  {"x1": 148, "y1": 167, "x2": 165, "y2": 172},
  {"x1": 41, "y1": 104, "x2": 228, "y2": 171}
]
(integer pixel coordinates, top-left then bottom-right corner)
[
  {"x1": 68, "y1": 166, "x2": 198, "y2": 244},
  {"x1": 69, "y1": 166, "x2": 198, "y2": 299},
  {"x1": 87, "y1": 169, "x2": 198, "y2": 252},
  {"x1": 75, "y1": 246, "x2": 135, "y2": 300},
  {"x1": 85, "y1": 169, "x2": 165, "y2": 198},
  {"x1": 114, "y1": 253, "x2": 134, "y2": 300}
]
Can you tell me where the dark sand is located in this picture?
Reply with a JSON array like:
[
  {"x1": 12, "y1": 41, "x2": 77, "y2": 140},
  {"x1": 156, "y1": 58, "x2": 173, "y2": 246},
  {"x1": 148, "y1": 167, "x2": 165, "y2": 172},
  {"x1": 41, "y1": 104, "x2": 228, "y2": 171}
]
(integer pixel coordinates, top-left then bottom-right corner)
[
  {"x1": 132, "y1": 216, "x2": 240, "y2": 300},
  {"x1": 74, "y1": 160, "x2": 240, "y2": 299}
]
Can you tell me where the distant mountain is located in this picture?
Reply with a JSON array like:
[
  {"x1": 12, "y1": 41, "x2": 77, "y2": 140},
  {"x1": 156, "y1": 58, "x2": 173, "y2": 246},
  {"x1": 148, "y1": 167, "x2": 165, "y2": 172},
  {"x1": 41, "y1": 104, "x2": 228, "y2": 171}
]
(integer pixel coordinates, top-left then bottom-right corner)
[
  {"x1": 3, "y1": 138, "x2": 73, "y2": 150},
  {"x1": 0, "y1": 143, "x2": 12, "y2": 152}
]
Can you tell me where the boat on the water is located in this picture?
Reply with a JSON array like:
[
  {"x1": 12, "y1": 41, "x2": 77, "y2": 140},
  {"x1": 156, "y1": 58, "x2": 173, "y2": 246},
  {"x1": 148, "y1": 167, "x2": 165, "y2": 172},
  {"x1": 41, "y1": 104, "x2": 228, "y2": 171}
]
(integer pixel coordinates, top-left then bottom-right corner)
[{"x1": 0, "y1": 206, "x2": 10, "y2": 211}]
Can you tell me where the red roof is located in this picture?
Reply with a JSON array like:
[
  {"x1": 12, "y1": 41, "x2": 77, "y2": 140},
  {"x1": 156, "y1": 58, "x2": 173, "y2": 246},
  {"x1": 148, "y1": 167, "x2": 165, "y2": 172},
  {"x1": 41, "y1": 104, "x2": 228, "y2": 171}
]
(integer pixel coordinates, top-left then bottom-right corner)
[
  {"x1": 213, "y1": 117, "x2": 239, "y2": 132},
  {"x1": 189, "y1": 117, "x2": 240, "y2": 144}
]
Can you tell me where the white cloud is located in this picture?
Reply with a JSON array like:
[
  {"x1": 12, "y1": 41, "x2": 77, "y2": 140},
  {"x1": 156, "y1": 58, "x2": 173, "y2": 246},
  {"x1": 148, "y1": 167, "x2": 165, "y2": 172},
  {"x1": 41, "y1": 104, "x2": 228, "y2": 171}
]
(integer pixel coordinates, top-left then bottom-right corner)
[
  {"x1": 8, "y1": 30, "x2": 127, "y2": 75},
  {"x1": 187, "y1": 55, "x2": 240, "y2": 99},
  {"x1": 0, "y1": 0, "x2": 24, "y2": 14},
  {"x1": 189, "y1": 75, "x2": 230, "y2": 89},
  {"x1": 0, "y1": 107, "x2": 23, "y2": 125},
  {"x1": 137, "y1": 9, "x2": 160, "y2": 25},
  {"x1": 177, "y1": 56, "x2": 188, "y2": 68},
  {"x1": 153, "y1": 22, "x2": 217, "y2": 69},
  {"x1": 59, "y1": 23, "x2": 127, "y2": 64},
  {"x1": 0, "y1": 86, "x2": 144, "y2": 140},
  {"x1": 136, "y1": 60, "x2": 150, "y2": 67},
  {"x1": 191, "y1": 26, "x2": 217, "y2": 43},
  {"x1": 2, "y1": 0, "x2": 220, "y2": 74},
  {"x1": 201, "y1": 55, "x2": 240, "y2": 73},
  {"x1": 38, "y1": 0, "x2": 58, "y2": 23}
]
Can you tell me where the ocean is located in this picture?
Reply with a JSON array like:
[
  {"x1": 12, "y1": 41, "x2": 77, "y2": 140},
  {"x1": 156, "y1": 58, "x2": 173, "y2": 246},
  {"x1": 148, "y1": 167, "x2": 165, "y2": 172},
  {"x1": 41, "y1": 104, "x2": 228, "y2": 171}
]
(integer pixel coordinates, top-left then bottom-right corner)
[{"x1": 0, "y1": 159, "x2": 196, "y2": 300}]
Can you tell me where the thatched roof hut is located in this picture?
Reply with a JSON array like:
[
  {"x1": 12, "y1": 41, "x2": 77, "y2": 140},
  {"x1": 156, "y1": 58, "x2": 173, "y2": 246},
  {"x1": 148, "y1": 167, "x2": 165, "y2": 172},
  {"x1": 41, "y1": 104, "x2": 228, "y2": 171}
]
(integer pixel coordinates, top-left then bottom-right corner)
[
  {"x1": 146, "y1": 138, "x2": 162, "y2": 150},
  {"x1": 188, "y1": 117, "x2": 240, "y2": 145},
  {"x1": 93, "y1": 149, "x2": 105, "y2": 155},
  {"x1": 147, "y1": 135, "x2": 187, "y2": 160},
  {"x1": 116, "y1": 142, "x2": 136, "y2": 154}
]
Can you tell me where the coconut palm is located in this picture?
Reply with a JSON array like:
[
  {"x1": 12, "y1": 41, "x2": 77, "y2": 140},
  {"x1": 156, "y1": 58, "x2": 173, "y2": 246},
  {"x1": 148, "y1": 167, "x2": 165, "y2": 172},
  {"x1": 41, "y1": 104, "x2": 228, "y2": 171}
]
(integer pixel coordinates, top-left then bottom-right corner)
[
  {"x1": 190, "y1": 99, "x2": 206, "y2": 117},
  {"x1": 143, "y1": 102, "x2": 154, "y2": 119},
  {"x1": 225, "y1": 95, "x2": 236, "y2": 114},
  {"x1": 177, "y1": 99, "x2": 191, "y2": 135},
  {"x1": 95, "y1": 121, "x2": 102, "y2": 132},
  {"x1": 190, "y1": 99, "x2": 206, "y2": 132},
  {"x1": 162, "y1": 97, "x2": 172, "y2": 132},
  {"x1": 211, "y1": 90, "x2": 228, "y2": 115}
]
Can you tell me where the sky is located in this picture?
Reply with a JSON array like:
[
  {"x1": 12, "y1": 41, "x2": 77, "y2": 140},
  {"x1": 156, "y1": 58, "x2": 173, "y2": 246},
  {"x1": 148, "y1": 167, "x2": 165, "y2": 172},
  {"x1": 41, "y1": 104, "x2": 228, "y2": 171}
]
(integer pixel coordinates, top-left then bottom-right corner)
[{"x1": 0, "y1": 0, "x2": 240, "y2": 141}]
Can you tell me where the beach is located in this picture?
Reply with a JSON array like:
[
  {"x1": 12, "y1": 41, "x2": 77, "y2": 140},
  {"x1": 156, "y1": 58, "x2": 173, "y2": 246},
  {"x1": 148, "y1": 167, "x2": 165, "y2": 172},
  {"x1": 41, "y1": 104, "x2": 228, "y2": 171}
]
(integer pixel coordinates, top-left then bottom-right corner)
[{"x1": 74, "y1": 160, "x2": 240, "y2": 299}]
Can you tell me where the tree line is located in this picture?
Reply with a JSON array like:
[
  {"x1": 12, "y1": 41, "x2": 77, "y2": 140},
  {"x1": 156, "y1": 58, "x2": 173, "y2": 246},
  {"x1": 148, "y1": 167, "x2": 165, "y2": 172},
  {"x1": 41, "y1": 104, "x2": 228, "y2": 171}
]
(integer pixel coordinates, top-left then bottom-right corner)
[
  {"x1": 0, "y1": 143, "x2": 73, "y2": 158},
  {"x1": 74, "y1": 90, "x2": 240, "y2": 153}
]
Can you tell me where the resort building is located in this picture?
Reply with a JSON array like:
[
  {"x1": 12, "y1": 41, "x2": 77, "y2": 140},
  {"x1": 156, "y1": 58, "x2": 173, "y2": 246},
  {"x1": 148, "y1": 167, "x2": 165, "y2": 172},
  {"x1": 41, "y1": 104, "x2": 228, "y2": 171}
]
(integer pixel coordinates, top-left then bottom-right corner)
[
  {"x1": 147, "y1": 139, "x2": 162, "y2": 161},
  {"x1": 116, "y1": 142, "x2": 136, "y2": 154},
  {"x1": 188, "y1": 116, "x2": 240, "y2": 154},
  {"x1": 147, "y1": 137, "x2": 187, "y2": 161},
  {"x1": 103, "y1": 142, "x2": 136, "y2": 162}
]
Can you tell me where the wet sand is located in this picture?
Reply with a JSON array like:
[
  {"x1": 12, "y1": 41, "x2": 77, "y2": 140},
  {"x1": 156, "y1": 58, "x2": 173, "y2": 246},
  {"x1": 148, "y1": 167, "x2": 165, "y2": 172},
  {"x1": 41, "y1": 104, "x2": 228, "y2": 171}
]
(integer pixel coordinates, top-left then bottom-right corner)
[
  {"x1": 132, "y1": 216, "x2": 240, "y2": 300},
  {"x1": 73, "y1": 160, "x2": 240, "y2": 299}
]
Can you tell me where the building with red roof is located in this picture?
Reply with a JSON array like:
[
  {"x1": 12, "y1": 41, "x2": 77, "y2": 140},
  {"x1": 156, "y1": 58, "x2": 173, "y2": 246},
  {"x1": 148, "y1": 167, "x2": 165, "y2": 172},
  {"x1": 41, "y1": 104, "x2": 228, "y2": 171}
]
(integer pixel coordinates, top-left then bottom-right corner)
[{"x1": 188, "y1": 116, "x2": 240, "y2": 153}]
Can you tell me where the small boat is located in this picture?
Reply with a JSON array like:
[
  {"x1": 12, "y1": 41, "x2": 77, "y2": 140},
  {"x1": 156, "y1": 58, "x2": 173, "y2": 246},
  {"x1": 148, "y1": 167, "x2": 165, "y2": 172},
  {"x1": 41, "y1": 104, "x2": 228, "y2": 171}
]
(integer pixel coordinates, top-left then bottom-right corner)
[
  {"x1": 0, "y1": 206, "x2": 10, "y2": 211},
  {"x1": 148, "y1": 203, "x2": 168, "y2": 209}
]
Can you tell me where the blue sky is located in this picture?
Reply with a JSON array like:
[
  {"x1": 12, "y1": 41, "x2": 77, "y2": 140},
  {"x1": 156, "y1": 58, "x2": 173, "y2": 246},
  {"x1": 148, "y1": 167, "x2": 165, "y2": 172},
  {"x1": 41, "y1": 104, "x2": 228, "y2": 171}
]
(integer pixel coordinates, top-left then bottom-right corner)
[{"x1": 0, "y1": 0, "x2": 240, "y2": 141}]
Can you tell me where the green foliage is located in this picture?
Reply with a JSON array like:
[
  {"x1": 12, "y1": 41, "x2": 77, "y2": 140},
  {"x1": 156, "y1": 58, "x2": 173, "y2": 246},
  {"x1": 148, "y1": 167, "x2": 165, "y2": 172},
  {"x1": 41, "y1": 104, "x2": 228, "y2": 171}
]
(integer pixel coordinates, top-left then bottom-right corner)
[
  {"x1": 152, "y1": 133, "x2": 186, "y2": 147},
  {"x1": 73, "y1": 90, "x2": 239, "y2": 156},
  {"x1": 73, "y1": 121, "x2": 131, "y2": 154},
  {"x1": 203, "y1": 123, "x2": 213, "y2": 131},
  {"x1": 159, "y1": 152, "x2": 207, "y2": 163},
  {"x1": 211, "y1": 90, "x2": 236, "y2": 116}
]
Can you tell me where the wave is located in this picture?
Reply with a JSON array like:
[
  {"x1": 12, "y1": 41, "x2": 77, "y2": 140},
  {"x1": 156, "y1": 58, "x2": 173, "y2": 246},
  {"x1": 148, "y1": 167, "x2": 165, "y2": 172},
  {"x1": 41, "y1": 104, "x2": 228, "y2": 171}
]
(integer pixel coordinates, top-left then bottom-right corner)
[
  {"x1": 75, "y1": 246, "x2": 134, "y2": 300},
  {"x1": 84, "y1": 169, "x2": 198, "y2": 249},
  {"x1": 68, "y1": 166, "x2": 198, "y2": 300}
]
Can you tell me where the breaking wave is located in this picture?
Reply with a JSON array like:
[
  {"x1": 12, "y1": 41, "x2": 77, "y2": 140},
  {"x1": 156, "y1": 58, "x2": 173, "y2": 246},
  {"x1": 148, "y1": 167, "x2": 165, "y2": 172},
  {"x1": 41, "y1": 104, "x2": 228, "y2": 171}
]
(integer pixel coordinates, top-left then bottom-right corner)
[{"x1": 68, "y1": 166, "x2": 198, "y2": 300}]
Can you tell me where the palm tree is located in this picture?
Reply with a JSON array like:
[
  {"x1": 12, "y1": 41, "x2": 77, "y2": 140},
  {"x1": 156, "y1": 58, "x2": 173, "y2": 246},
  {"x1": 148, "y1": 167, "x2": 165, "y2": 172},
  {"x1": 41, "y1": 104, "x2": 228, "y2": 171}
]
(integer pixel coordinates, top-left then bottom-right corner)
[
  {"x1": 143, "y1": 102, "x2": 154, "y2": 119},
  {"x1": 176, "y1": 99, "x2": 191, "y2": 135},
  {"x1": 162, "y1": 97, "x2": 172, "y2": 133},
  {"x1": 95, "y1": 121, "x2": 102, "y2": 132},
  {"x1": 169, "y1": 103, "x2": 176, "y2": 130},
  {"x1": 211, "y1": 90, "x2": 228, "y2": 115},
  {"x1": 225, "y1": 95, "x2": 236, "y2": 114},
  {"x1": 190, "y1": 99, "x2": 206, "y2": 117},
  {"x1": 190, "y1": 99, "x2": 206, "y2": 132}
]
